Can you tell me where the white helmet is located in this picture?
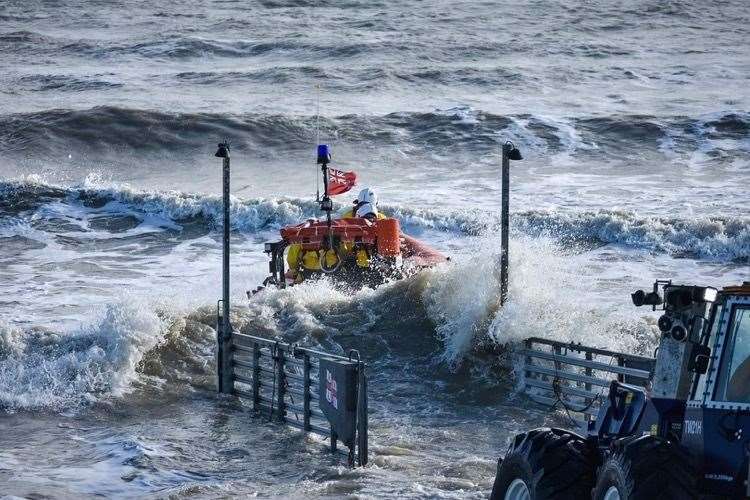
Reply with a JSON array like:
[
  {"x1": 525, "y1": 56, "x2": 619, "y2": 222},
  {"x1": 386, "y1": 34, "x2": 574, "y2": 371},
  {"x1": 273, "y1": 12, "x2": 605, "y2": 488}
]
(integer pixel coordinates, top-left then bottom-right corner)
[
  {"x1": 356, "y1": 187, "x2": 378, "y2": 207},
  {"x1": 354, "y1": 188, "x2": 378, "y2": 218}
]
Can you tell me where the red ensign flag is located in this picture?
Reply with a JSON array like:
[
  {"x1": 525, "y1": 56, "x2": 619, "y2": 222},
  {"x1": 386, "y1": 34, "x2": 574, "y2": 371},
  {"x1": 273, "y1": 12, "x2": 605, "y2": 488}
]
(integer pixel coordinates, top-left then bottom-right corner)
[{"x1": 328, "y1": 169, "x2": 357, "y2": 195}]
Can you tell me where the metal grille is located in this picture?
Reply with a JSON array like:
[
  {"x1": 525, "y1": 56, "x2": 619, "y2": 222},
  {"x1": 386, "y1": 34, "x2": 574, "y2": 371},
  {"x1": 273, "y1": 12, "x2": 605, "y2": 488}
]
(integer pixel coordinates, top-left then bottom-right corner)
[
  {"x1": 227, "y1": 332, "x2": 368, "y2": 466},
  {"x1": 518, "y1": 337, "x2": 655, "y2": 427}
]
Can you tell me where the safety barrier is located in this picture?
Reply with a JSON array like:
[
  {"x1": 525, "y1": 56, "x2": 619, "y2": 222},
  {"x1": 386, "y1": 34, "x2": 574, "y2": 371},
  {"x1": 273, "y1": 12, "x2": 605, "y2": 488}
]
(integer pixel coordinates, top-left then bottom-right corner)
[
  {"x1": 222, "y1": 330, "x2": 368, "y2": 466},
  {"x1": 518, "y1": 337, "x2": 655, "y2": 427}
]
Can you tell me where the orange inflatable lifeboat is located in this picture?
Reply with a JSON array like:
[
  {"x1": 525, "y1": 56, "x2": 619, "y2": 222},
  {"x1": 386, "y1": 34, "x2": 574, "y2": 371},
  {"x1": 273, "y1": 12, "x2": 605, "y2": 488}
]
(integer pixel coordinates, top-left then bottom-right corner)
[
  {"x1": 251, "y1": 143, "x2": 448, "y2": 292},
  {"x1": 257, "y1": 217, "x2": 447, "y2": 290}
]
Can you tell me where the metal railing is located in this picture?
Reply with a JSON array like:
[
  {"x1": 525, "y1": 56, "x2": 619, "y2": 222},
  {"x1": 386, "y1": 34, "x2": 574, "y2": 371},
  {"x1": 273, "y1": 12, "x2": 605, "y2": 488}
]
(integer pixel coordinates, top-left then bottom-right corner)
[
  {"x1": 518, "y1": 337, "x2": 655, "y2": 426},
  {"x1": 228, "y1": 332, "x2": 368, "y2": 466}
]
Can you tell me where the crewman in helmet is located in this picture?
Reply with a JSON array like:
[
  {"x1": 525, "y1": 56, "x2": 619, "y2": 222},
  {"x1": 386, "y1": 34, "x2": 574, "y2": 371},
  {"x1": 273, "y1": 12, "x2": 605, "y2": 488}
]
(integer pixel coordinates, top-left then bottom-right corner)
[
  {"x1": 340, "y1": 187, "x2": 387, "y2": 269},
  {"x1": 286, "y1": 188, "x2": 388, "y2": 282},
  {"x1": 342, "y1": 188, "x2": 387, "y2": 220}
]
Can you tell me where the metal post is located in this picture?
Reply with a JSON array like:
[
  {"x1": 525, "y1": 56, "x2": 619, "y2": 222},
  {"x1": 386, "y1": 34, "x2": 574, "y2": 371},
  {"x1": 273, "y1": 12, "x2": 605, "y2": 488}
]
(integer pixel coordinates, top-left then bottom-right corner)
[
  {"x1": 317, "y1": 145, "x2": 334, "y2": 252},
  {"x1": 253, "y1": 343, "x2": 261, "y2": 408},
  {"x1": 500, "y1": 141, "x2": 522, "y2": 306},
  {"x1": 303, "y1": 354, "x2": 311, "y2": 431},
  {"x1": 500, "y1": 141, "x2": 523, "y2": 305},
  {"x1": 356, "y1": 362, "x2": 368, "y2": 466},
  {"x1": 215, "y1": 142, "x2": 233, "y2": 394},
  {"x1": 585, "y1": 351, "x2": 593, "y2": 416},
  {"x1": 276, "y1": 348, "x2": 286, "y2": 422},
  {"x1": 553, "y1": 346, "x2": 563, "y2": 385},
  {"x1": 522, "y1": 338, "x2": 533, "y2": 389}
]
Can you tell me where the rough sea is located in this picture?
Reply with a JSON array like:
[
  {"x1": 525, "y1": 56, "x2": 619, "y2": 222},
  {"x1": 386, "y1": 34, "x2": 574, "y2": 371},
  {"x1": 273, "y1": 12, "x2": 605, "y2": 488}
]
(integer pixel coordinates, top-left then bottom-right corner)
[{"x1": 1, "y1": 0, "x2": 748, "y2": 497}]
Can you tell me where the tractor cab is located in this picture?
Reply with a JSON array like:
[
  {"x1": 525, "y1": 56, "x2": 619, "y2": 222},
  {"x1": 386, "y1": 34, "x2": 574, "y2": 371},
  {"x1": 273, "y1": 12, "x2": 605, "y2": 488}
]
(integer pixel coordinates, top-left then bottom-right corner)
[{"x1": 681, "y1": 282, "x2": 750, "y2": 497}]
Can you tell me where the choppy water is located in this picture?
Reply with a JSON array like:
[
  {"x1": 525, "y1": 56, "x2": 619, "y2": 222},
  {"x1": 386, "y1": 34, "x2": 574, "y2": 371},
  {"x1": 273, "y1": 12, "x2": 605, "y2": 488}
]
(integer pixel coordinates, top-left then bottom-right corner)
[{"x1": 1, "y1": 0, "x2": 749, "y2": 497}]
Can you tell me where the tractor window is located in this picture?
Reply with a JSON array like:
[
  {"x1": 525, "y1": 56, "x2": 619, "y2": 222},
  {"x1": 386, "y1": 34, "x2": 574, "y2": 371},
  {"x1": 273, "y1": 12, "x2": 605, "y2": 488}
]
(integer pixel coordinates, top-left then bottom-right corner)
[{"x1": 715, "y1": 306, "x2": 750, "y2": 403}]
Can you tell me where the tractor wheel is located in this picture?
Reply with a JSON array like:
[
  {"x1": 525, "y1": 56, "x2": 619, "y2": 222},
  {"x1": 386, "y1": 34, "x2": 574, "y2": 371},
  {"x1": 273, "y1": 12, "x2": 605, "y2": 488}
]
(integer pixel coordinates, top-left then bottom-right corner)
[
  {"x1": 592, "y1": 435, "x2": 696, "y2": 500},
  {"x1": 490, "y1": 428, "x2": 595, "y2": 500}
]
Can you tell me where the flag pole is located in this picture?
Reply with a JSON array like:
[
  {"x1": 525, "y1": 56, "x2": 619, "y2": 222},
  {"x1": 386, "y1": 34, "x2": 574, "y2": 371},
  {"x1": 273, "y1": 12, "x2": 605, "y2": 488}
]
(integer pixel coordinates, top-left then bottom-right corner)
[
  {"x1": 317, "y1": 145, "x2": 334, "y2": 252},
  {"x1": 314, "y1": 85, "x2": 321, "y2": 202}
]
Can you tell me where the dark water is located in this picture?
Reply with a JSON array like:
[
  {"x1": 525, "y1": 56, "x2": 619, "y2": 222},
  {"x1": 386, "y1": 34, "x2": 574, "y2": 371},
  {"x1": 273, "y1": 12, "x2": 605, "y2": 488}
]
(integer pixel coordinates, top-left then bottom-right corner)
[{"x1": 1, "y1": 0, "x2": 748, "y2": 497}]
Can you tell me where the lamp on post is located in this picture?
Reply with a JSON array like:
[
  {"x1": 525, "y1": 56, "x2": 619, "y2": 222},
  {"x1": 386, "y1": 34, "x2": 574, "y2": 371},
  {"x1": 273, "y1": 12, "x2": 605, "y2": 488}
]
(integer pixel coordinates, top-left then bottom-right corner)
[
  {"x1": 215, "y1": 141, "x2": 234, "y2": 394},
  {"x1": 500, "y1": 141, "x2": 522, "y2": 306}
]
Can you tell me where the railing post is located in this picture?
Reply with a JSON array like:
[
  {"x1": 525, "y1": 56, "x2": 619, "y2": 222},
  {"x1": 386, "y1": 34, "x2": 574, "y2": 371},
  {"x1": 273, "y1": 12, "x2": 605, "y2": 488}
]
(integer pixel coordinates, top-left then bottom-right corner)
[
  {"x1": 277, "y1": 348, "x2": 286, "y2": 422},
  {"x1": 553, "y1": 345, "x2": 563, "y2": 402},
  {"x1": 331, "y1": 430, "x2": 338, "y2": 453},
  {"x1": 303, "y1": 353, "x2": 311, "y2": 432},
  {"x1": 585, "y1": 351, "x2": 593, "y2": 414},
  {"x1": 522, "y1": 338, "x2": 533, "y2": 388},
  {"x1": 252, "y1": 343, "x2": 261, "y2": 409},
  {"x1": 356, "y1": 362, "x2": 368, "y2": 466}
]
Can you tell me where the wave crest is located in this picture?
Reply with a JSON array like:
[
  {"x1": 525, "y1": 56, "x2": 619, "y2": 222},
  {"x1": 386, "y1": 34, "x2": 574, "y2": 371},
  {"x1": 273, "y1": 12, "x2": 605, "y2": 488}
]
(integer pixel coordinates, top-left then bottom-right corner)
[
  {"x1": 0, "y1": 299, "x2": 220, "y2": 412},
  {"x1": 517, "y1": 209, "x2": 750, "y2": 261},
  {"x1": 2, "y1": 178, "x2": 748, "y2": 261},
  {"x1": 1, "y1": 107, "x2": 746, "y2": 157},
  {"x1": 0, "y1": 301, "x2": 164, "y2": 411}
]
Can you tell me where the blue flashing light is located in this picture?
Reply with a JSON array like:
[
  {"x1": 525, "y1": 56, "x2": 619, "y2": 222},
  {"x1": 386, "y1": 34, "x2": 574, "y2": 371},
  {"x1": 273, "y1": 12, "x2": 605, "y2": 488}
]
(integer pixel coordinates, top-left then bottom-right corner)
[{"x1": 317, "y1": 144, "x2": 331, "y2": 164}]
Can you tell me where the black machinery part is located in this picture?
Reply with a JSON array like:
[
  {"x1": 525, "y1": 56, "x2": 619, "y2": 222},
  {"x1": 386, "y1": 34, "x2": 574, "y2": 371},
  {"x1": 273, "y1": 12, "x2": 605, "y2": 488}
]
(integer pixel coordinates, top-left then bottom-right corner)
[
  {"x1": 490, "y1": 427, "x2": 595, "y2": 500},
  {"x1": 595, "y1": 381, "x2": 648, "y2": 440},
  {"x1": 592, "y1": 435, "x2": 697, "y2": 500}
]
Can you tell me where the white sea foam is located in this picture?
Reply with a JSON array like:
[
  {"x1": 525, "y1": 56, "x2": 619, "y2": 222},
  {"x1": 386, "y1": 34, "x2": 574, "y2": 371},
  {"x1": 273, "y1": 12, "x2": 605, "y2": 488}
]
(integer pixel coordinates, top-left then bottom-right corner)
[
  {"x1": 421, "y1": 233, "x2": 657, "y2": 366},
  {"x1": 0, "y1": 299, "x2": 168, "y2": 411}
]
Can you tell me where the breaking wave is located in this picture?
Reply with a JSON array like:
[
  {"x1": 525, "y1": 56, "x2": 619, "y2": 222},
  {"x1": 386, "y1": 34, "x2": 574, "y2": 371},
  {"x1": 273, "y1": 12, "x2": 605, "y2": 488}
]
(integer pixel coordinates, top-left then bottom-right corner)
[
  {"x1": 221, "y1": 232, "x2": 659, "y2": 370},
  {"x1": 1, "y1": 178, "x2": 748, "y2": 261},
  {"x1": 0, "y1": 299, "x2": 217, "y2": 412},
  {"x1": 0, "y1": 106, "x2": 747, "y2": 157},
  {"x1": 420, "y1": 234, "x2": 658, "y2": 366},
  {"x1": 0, "y1": 219, "x2": 727, "y2": 412},
  {"x1": 516, "y1": 209, "x2": 750, "y2": 262}
]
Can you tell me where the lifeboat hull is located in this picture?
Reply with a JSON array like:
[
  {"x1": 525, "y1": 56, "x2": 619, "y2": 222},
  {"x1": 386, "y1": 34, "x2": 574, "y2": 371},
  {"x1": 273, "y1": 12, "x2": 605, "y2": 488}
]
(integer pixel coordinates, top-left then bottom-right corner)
[{"x1": 251, "y1": 217, "x2": 448, "y2": 293}]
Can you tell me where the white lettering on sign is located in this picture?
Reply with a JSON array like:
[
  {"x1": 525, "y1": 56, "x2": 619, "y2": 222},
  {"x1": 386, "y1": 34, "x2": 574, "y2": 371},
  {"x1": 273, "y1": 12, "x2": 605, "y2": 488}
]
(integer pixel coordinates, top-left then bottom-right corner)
[
  {"x1": 706, "y1": 473, "x2": 734, "y2": 482},
  {"x1": 325, "y1": 370, "x2": 338, "y2": 409},
  {"x1": 684, "y1": 420, "x2": 702, "y2": 435}
]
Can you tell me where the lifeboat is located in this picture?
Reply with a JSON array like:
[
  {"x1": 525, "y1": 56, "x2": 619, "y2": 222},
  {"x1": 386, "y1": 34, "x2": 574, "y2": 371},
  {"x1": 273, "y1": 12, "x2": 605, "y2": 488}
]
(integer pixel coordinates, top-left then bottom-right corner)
[
  {"x1": 253, "y1": 217, "x2": 447, "y2": 292},
  {"x1": 249, "y1": 142, "x2": 448, "y2": 294}
]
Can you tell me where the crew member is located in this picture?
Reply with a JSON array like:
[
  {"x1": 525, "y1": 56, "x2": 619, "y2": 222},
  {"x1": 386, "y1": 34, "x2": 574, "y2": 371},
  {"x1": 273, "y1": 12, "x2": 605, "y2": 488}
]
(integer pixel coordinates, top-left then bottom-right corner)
[
  {"x1": 342, "y1": 188, "x2": 387, "y2": 268},
  {"x1": 342, "y1": 187, "x2": 387, "y2": 220}
]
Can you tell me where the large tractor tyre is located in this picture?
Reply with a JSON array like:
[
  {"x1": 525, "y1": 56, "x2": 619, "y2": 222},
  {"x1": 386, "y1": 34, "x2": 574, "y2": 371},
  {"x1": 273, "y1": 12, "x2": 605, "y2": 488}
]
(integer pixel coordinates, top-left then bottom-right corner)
[
  {"x1": 592, "y1": 435, "x2": 696, "y2": 500},
  {"x1": 490, "y1": 428, "x2": 595, "y2": 500}
]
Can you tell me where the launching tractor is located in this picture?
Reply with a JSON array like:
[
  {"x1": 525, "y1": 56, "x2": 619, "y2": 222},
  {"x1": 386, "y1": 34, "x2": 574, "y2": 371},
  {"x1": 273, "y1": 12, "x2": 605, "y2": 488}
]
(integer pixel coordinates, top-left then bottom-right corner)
[{"x1": 492, "y1": 280, "x2": 750, "y2": 499}]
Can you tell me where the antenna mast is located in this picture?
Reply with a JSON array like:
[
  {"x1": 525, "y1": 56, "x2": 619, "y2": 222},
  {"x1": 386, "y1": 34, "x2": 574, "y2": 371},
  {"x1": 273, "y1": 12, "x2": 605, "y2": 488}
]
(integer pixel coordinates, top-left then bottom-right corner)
[{"x1": 315, "y1": 85, "x2": 321, "y2": 202}]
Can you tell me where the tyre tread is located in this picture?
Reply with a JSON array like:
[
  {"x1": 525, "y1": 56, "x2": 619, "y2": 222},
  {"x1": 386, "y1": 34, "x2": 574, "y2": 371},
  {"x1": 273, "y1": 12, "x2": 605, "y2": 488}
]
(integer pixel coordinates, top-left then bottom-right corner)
[
  {"x1": 492, "y1": 427, "x2": 595, "y2": 500},
  {"x1": 592, "y1": 435, "x2": 697, "y2": 500}
]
